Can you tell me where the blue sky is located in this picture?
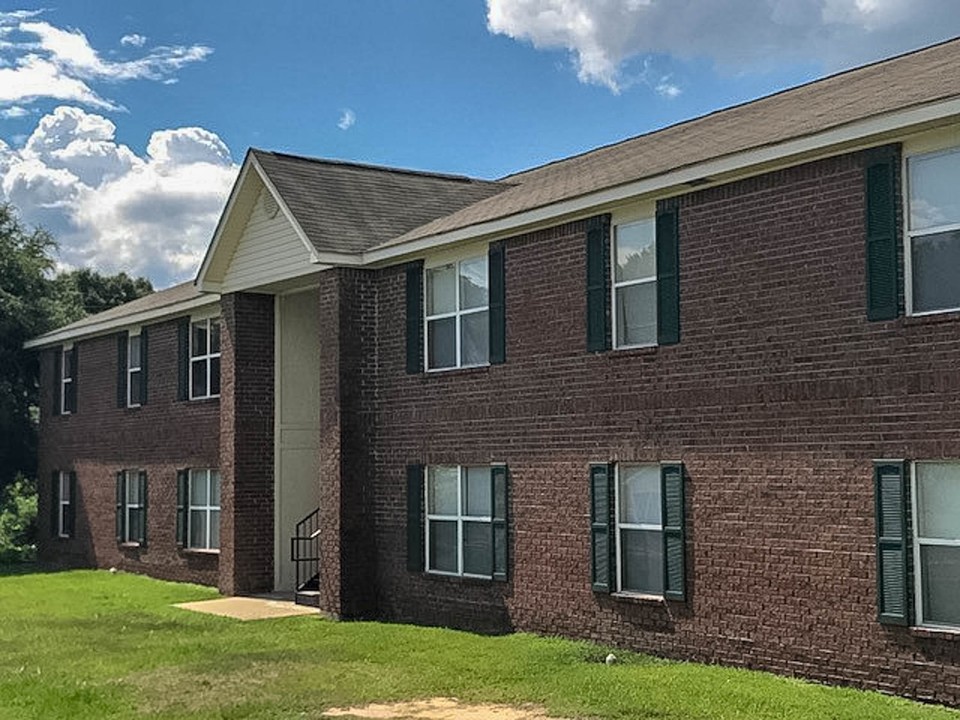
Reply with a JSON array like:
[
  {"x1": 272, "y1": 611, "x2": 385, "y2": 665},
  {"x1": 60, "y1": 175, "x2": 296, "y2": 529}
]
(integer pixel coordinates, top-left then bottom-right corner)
[{"x1": 1, "y1": 1, "x2": 959, "y2": 287}]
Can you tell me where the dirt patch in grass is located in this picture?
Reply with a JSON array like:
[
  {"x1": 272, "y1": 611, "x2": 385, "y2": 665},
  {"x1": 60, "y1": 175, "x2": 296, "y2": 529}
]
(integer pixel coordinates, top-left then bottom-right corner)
[{"x1": 322, "y1": 697, "x2": 565, "y2": 720}]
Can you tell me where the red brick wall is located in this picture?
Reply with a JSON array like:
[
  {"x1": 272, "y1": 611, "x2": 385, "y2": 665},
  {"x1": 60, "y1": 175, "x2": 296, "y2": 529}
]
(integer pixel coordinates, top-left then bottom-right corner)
[
  {"x1": 218, "y1": 292, "x2": 274, "y2": 595},
  {"x1": 365, "y1": 148, "x2": 960, "y2": 704},
  {"x1": 37, "y1": 316, "x2": 220, "y2": 586}
]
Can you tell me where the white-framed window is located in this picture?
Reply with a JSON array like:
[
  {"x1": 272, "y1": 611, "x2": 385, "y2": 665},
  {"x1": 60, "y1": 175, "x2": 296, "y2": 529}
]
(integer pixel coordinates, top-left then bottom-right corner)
[
  {"x1": 615, "y1": 464, "x2": 663, "y2": 595},
  {"x1": 57, "y1": 471, "x2": 71, "y2": 538},
  {"x1": 190, "y1": 317, "x2": 221, "y2": 399},
  {"x1": 120, "y1": 469, "x2": 145, "y2": 544},
  {"x1": 425, "y1": 465, "x2": 493, "y2": 577},
  {"x1": 612, "y1": 218, "x2": 657, "y2": 348},
  {"x1": 911, "y1": 462, "x2": 960, "y2": 629},
  {"x1": 424, "y1": 256, "x2": 489, "y2": 370},
  {"x1": 127, "y1": 331, "x2": 142, "y2": 408},
  {"x1": 60, "y1": 345, "x2": 76, "y2": 414},
  {"x1": 905, "y1": 145, "x2": 960, "y2": 315},
  {"x1": 188, "y1": 469, "x2": 221, "y2": 551}
]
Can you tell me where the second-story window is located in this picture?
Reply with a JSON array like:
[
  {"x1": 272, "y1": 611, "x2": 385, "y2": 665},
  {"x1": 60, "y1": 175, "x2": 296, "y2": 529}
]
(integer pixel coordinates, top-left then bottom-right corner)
[
  {"x1": 127, "y1": 332, "x2": 142, "y2": 408},
  {"x1": 425, "y1": 256, "x2": 488, "y2": 370},
  {"x1": 61, "y1": 345, "x2": 76, "y2": 414},
  {"x1": 190, "y1": 318, "x2": 221, "y2": 399},
  {"x1": 612, "y1": 218, "x2": 657, "y2": 348}
]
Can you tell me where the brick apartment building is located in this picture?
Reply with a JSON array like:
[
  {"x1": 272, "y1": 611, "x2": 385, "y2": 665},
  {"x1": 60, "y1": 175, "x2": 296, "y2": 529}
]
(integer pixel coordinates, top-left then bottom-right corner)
[{"x1": 27, "y1": 39, "x2": 960, "y2": 704}]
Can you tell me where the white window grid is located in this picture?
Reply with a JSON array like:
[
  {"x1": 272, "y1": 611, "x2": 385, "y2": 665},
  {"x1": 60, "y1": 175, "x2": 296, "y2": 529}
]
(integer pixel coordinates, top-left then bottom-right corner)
[
  {"x1": 424, "y1": 257, "x2": 488, "y2": 371},
  {"x1": 611, "y1": 219, "x2": 657, "y2": 349},
  {"x1": 127, "y1": 332, "x2": 142, "y2": 408},
  {"x1": 60, "y1": 347, "x2": 73, "y2": 415},
  {"x1": 911, "y1": 461, "x2": 960, "y2": 630},
  {"x1": 190, "y1": 318, "x2": 220, "y2": 399},
  {"x1": 189, "y1": 469, "x2": 220, "y2": 550},
  {"x1": 614, "y1": 463, "x2": 663, "y2": 595},
  {"x1": 123, "y1": 470, "x2": 142, "y2": 544},
  {"x1": 424, "y1": 465, "x2": 492, "y2": 578},
  {"x1": 904, "y1": 146, "x2": 960, "y2": 317},
  {"x1": 58, "y1": 471, "x2": 70, "y2": 538}
]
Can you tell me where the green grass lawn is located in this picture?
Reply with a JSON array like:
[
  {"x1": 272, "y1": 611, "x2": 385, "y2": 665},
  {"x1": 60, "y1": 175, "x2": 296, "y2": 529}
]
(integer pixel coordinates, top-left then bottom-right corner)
[{"x1": 1, "y1": 569, "x2": 958, "y2": 720}]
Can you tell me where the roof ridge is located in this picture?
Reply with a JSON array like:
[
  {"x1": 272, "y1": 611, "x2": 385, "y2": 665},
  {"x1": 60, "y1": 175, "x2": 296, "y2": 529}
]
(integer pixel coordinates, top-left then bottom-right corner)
[
  {"x1": 251, "y1": 148, "x2": 507, "y2": 186},
  {"x1": 499, "y1": 34, "x2": 960, "y2": 182}
]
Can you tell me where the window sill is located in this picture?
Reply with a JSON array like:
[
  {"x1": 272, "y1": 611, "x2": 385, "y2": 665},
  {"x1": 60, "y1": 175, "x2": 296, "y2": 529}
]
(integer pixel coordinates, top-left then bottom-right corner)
[
  {"x1": 185, "y1": 395, "x2": 220, "y2": 404},
  {"x1": 118, "y1": 542, "x2": 142, "y2": 549},
  {"x1": 422, "y1": 570, "x2": 496, "y2": 586},
  {"x1": 903, "y1": 309, "x2": 960, "y2": 326},
  {"x1": 182, "y1": 548, "x2": 220, "y2": 555},
  {"x1": 910, "y1": 625, "x2": 960, "y2": 640},
  {"x1": 422, "y1": 364, "x2": 491, "y2": 378},
  {"x1": 606, "y1": 344, "x2": 659, "y2": 359},
  {"x1": 610, "y1": 591, "x2": 666, "y2": 605}
]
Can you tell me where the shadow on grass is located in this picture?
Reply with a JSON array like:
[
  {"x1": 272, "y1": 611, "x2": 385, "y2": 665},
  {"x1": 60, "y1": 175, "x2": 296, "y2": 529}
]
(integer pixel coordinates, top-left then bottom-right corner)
[{"x1": 0, "y1": 561, "x2": 58, "y2": 577}]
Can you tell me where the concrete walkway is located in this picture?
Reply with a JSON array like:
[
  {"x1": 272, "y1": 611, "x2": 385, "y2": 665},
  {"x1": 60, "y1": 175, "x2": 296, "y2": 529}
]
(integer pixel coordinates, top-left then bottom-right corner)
[{"x1": 174, "y1": 596, "x2": 318, "y2": 621}]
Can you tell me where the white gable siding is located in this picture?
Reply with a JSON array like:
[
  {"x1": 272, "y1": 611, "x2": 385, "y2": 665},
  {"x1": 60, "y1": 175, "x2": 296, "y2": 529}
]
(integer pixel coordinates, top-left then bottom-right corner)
[{"x1": 221, "y1": 188, "x2": 314, "y2": 293}]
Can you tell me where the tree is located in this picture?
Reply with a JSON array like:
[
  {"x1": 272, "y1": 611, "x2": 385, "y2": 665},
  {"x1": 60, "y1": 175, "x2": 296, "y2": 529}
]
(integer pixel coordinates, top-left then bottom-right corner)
[
  {"x1": 0, "y1": 204, "x2": 58, "y2": 492},
  {"x1": 0, "y1": 203, "x2": 154, "y2": 493}
]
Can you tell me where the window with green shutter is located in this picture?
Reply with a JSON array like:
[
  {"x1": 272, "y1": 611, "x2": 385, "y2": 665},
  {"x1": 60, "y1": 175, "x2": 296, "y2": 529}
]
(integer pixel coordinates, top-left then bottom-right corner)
[
  {"x1": 116, "y1": 469, "x2": 147, "y2": 546},
  {"x1": 911, "y1": 462, "x2": 960, "y2": 630},
  {"x1": 865, "y1": 148, "x2": 899, "y2": 320}
]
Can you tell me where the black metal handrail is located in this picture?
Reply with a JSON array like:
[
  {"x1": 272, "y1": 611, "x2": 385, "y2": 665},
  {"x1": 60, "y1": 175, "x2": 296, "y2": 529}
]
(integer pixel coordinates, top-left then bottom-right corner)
[{"x1": 290, "y1": 507, "x2": 320, "y2": 593}]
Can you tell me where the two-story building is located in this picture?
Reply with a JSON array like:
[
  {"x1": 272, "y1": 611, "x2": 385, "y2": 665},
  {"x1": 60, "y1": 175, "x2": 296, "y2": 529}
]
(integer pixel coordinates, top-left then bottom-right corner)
[{"x1": 27, "y1": 38, "x2": 960, "y2": 705}]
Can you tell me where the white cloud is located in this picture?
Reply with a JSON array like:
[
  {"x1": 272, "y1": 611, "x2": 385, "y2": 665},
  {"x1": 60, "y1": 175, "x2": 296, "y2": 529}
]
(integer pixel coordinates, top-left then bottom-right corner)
[
  {"x1": 120, "y1": 33, "x2": 147, "y2": 48},
  {"x1": 0, "y1": 106, "x2": 238, "y2": 287},
  {"x1": 486, "y1": 0, "x2": 960, "y2": 92},
  {"x1": 338, "y1": 108, "x2": 356, "y2": 130},
  {"x1": 0, "y1": 11, "x2": 211, "y2": 110},
  {"x1": 0, "y1": 104, "x2": 29, "y2": 118}
]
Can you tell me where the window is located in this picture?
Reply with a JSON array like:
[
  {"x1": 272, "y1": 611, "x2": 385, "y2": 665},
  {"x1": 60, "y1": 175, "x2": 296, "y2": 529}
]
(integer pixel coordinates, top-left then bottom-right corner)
[
  {"x1": 55, "y1": 471, "x2": 74, "y2": 538},
  {"x1": 116, "y1": 470, "x2": 146, "y2": 545},
  {"x1": 188, "y1": 469, "x2": 220, "y2": 550},
  {"x1": 612, "y1": 219, "x2": 657, "y2": 348},
  {"x1": 912, "y1": 462, "x2": 960, "y2": 629},
  {"x1": 60, "y1": 345, "x2": 76, "y2": 414},
  {"x1": 615, "y1": 465, "x2": 663, "y2": 594},
  {"x1": 190, "y1": 318, "x2": 221, "y2": 399},
  {"x1": 127, "y1": 332, "x2": 142, "y2": 408},
  {"x1": 425, "y1": 257, "x2": 488, "y2": 370},
  {"x1": 906, "y1": 146, "x2": 960, "y2": 314}
]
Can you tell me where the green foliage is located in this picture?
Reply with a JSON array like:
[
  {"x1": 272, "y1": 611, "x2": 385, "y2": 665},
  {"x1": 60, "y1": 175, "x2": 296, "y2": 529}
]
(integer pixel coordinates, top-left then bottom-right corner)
[
  {"x1": 0, "y1": 475, "x2": 37, "y2": 563},
  {"x1": 0, "y1": 570, "x2": 957, "y2": 720},
  {"x1": 50, "y1": 268, "x2": 153, "y2": 324}
]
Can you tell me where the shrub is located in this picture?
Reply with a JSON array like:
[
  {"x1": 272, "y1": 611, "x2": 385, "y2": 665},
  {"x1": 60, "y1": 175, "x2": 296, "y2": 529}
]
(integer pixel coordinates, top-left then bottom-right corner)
[{"x1": 0, "y1": 474, "x2": 37, "y2": 562}]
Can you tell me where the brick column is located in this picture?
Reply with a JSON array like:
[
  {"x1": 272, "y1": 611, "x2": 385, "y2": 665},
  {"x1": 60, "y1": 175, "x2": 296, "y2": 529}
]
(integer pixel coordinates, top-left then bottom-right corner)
[
  {"x1": 317, "y1": 268, "x2": 378, "y2": 618},
  {"x1": 219, "y1": 292, "x2": 275, "y2": 595}
]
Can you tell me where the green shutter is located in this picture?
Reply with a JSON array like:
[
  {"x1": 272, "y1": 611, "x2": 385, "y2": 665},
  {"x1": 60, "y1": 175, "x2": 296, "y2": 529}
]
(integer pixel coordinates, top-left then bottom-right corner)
[
  {"x1": 117, "y1": 334, "x2": 128, "y2": 408},
  {"x1": 115, "y1": 472, "x2": 125, "y2": 543},
  {"x1": 139, "y1": 328, "x2": 149, "y2": 406},
  {"x1": 406, "y1": 464, "x2": 424, "y2": 571},
  {"x1": 656, "y1": 207, "x2": 680, "y2": 346},
  {"x1": 488, "y1": 242, "x2": 506, "y2": 365},
  {"x1": 586, "y1": 215, "x2": 611, "y2": 352},
  {"x1": 875, "y1": 462, "x2": 909, "y2": 625},
  {"x1": 50, "y1": 471, "x2": 59, "y2": 537},
  {"x1": 177, "y1": 318, "x2": 190, "y2": 401},
  {"x1": 661, "y1": 463, "x2": 686, "y2": 601},
  {"x1": 65, "y1": 347, "x2": 77, "y2": 413},
  {"x1": 491, "y1": 465, "x2": 508, "y2": 581},
  {"x1": 865, "y1": 150, "x2": 899, "y2": 321},
  {"x1": 137, "y1": 471, "x2": 148, "y2": 546},
  {"x1": 590, "y1": 463, "x2": 613, "y2": 592},
  {"x1": 176, "y1": 470, "x2": 189, "y2": 547},
  {"x1": 52, "y1": 350, "x2": 62, "y2": 416},
  {"x1": 405, "y1": 262, "x2": 424, "y2": 374}
]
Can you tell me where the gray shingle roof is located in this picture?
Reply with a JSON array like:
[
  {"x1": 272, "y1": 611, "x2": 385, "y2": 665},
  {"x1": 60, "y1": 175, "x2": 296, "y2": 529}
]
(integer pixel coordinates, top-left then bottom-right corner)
[
  {"x1": 251, "y1": 150, "x2": 511, "y2": 255},
  {"x1": 378, "y1": 35, "x2": 960, "y2": 249}
]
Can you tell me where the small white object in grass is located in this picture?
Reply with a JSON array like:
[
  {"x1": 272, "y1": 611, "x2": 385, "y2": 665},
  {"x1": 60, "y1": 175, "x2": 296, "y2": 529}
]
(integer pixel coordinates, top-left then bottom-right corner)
[
  {"x1": 109, "y1": 567, "x2": 118, "y2": 574},
  {"x1": 605, "y1": 653, "x2": 617, "y2": 665}
]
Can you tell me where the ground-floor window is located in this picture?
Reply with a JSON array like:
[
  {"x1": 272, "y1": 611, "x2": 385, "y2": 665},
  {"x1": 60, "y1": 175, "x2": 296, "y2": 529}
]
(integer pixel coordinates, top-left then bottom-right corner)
[
  {"x1": 913, "y1": 462, "x2": 960, "y2": 629},
  {"x1": 186, "y1": 469, "x2": 220, "y2": 551},
  {"x1": 615, "y1": 464, "x2": 663, "y2": 595},
  {"x1": 116, "y1": 470, "x2": 147, "y2": 545},
  {"x1": 54, "y1": 470, "x2": 75, "y2": 538}
]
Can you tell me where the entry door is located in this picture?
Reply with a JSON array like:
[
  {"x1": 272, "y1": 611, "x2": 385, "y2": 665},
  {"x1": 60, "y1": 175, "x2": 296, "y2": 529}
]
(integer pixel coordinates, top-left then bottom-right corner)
[{"x1": 274, "y1": 289, "x2": 321, "y2": 592}]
